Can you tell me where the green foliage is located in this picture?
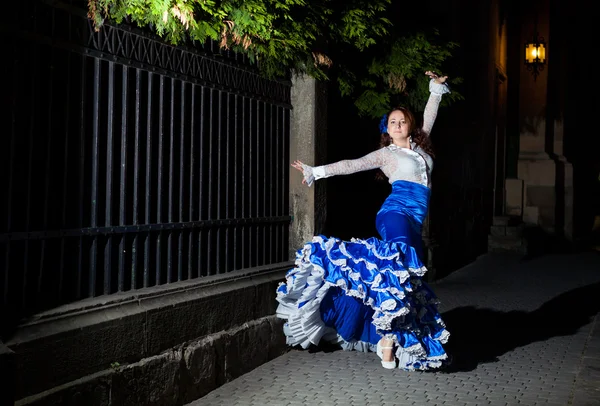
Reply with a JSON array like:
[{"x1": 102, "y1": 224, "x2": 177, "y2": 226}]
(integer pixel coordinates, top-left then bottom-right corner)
[
  {"x1": 88, "y1": 0, "x2": 463, "y2": 118},
  {"x1": 345, "y1": 32, "x2": 465, "y2": 117}
]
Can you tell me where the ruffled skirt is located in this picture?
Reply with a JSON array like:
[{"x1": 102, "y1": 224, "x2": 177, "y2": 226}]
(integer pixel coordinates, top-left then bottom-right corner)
[{"x1": 276, "y1": 181, "x2": 449, "y2": 370}]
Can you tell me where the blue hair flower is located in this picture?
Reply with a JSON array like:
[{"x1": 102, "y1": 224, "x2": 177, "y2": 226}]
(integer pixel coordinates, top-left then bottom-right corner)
[{"x1": 378, "y1": 114, "x2": 388, "y2": 134}]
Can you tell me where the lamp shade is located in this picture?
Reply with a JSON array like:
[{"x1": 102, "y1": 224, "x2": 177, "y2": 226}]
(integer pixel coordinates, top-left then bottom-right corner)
[{"x1": 525, "y1": 41, "x2": 546, "y2": 64}]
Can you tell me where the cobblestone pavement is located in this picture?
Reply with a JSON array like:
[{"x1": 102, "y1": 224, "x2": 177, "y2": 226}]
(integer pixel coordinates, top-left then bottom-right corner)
[{"x1": 189, "y1": 251, "x2": 600, "y2": 406}]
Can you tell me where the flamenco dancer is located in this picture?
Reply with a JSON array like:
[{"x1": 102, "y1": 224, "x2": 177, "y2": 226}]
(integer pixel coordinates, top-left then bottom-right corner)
[{"x1": 276, "y1": 71, "x2": 451, "y2": 370}]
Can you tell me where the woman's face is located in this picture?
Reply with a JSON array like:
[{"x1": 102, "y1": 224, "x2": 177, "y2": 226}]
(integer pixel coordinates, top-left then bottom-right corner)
[{"x1": 387, "y1": 110, "x2": 410, "y2": 142}]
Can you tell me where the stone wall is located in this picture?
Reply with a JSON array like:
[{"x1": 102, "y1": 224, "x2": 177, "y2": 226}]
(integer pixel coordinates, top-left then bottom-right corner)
[
  {"x1": 15, "y1": 316, "x2": 285, "y2": 406},
  {"x1": 8, "y1": 264, "x2": 290, "y2": 406}
]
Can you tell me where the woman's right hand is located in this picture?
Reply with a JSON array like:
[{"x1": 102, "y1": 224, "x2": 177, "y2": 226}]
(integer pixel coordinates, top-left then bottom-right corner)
[
  {"x1": 291, "y1": 160, "x2": 314, "y2": 186},
  {"x1": 291, "y1": 160, "x2": 305, "y2": 173}
]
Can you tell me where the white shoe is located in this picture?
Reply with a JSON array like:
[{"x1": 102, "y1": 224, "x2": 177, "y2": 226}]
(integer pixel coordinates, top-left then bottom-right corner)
[{"x1": 377, "y1": 341, "x2": 396, "y2": 369}]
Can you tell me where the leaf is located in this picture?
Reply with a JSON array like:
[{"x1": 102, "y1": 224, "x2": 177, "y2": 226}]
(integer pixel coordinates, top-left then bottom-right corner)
[{"x1": 89, "y1": 0, "x2": 463, "y2": 117}]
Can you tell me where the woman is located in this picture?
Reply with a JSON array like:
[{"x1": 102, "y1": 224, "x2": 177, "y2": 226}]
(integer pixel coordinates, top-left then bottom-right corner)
[{"x1": 276, "y1": 71, "x2": 450, "y2": 370}]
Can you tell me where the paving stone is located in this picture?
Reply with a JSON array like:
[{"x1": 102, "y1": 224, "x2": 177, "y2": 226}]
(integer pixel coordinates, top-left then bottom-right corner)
[{"x1": 187, "y1": 252, "x2": 600, "y2": 406}]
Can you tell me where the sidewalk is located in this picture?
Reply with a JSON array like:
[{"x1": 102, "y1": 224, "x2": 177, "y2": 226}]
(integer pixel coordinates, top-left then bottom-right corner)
[{"x1": 189, "y1": 251, "x2": 600, "y2": 406}]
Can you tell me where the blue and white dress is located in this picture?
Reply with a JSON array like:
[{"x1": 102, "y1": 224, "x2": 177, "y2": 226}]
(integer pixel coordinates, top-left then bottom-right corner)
[{"x1": 276, "y1": 80, "x2": 451, "y2": 370}]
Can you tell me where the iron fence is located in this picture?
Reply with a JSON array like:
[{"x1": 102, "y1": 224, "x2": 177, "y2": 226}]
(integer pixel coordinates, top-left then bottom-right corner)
[{"x1": 0, "y1": 0, "x2": 292, "y2": 322}]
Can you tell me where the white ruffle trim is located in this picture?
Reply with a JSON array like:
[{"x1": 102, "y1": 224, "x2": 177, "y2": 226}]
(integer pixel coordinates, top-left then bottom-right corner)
[
  {"x1": 339, "y1": 337, "x2": 377, "y2": 353},
  {"x1": 436, "y1": 328, "x2": 451, "y2": 344},
  {"x1": 372, "y1": 308, "x2": 411, "y2": 332},
  {"x1": 328, "y1": 236, "x2": 428, "y2": 278},
  {"x1": 277, "y1": 234, "x2": 449, "y2": 366},
  {"x1": 349, "y1": 238, "x2": 400, "y2": 260},
  {"x1": 277, "y1": 264, "x2": 335, "y2": 348},
  {"x1": 429, "y1": 79, "x2": 451, "y2": 95},
  {"x1": 277, "y1": 260, "x2": 413, "y2": 347},
  {"x1": 300, "y1": 164, "x2": 316, "y2": 187},
  {"x1": 396, "y1": 343, "x2": 448, "y2": 371}
]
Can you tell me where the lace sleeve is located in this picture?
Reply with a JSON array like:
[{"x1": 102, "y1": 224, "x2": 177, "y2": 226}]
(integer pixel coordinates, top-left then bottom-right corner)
[
  {"x1": 422, "y1": 79, "x2": 450, "y2": 137},
  {"x1": 313, "y1": 148, "x2": 387, "y2": 181}
]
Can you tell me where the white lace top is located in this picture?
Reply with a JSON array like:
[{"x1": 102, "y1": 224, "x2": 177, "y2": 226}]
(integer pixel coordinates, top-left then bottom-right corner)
[{"x1": 302, "y1": 80, "x2": 450, "y2": 188}]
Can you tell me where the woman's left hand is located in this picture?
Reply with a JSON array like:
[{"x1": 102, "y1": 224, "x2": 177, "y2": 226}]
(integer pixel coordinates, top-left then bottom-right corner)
[{"x1": 425, "y1": 70, "x2": 448, "y2": 85}]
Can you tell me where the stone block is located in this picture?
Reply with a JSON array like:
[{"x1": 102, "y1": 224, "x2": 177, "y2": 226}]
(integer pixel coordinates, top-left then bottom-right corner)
[
  {"x1": 490, "y1": 225, "x2": 506, "y2": 237},
  {"x1": 525, "y1": 186, "x2": 555, "y2": 231},
  {"x1": 267, "y1": 318, "x2": 287, "y2": 360},
  {"x1": 11, "y1": 313, "x2": 146, "y2": 399},
  {"x1": 223, "y1": 318, "x2": 273, "y2": 382},
  {"x1": 487, "y1": 235, "x2": 526, "y2": 254},
  {"x1": 15, "y1": 372, "x2": 112, "y2": 406},
  {"x1": 254, "y1": 277, "x2": 282, "y2": 318},
  {"x1": 145, "y1": 286, "x2": 255, "y2": 356},
  {"x1": 518, "y1": 159, "x2": 556, "y2": 187},
  {"x1": 523, "y1": 206, "x2": 539, "y2": 225},
  {"x1": 505, "y1": 225, "x2": 523, "y2": 238},
  {"x1": 519, "y1": 134, "x2": 545, "y2": 153},
  {"x1": 179, "y1": 316, "x2": 285, "y2": 405},
  {"x1": 505, "y1": 178, "x2": 524, "y2": 217},
  {"x1": 537, "y1": 205, "x2": 556, "y2": 232},
  {"x1": 526, "y1": 185, "x2": 555, "y2": 208},
  {"x1": 180, "y1": 336, "x2": 222, "y2": 404},
  {"x1": 111, "y1": 351, "x2": 181, "y2": 406},
  {"x1": 492, "y1": 216, "x2": 509, "y2": 226},
  {"x1": 0, "y1": 341, "x2": 15, "y2": 406}
]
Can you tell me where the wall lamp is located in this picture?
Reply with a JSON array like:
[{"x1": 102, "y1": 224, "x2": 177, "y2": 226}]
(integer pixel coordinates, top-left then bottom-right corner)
[{"x1": 524, "y1": 31, "x2": 546, "y2": 81}]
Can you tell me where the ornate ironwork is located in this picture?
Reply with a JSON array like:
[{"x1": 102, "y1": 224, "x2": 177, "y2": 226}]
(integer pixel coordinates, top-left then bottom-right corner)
[{"x1": 83, "y1": 21, "x2": 291, "y2": 106}]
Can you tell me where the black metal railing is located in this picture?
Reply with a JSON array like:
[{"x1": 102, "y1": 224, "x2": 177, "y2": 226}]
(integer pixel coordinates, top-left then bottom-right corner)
[{"x1": 0, "y1": 0, "x2": 291, "y2": 321}]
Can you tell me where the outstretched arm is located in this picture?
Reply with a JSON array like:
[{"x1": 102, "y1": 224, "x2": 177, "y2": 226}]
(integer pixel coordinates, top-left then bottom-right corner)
[
  {"x1": 292, "y1": 148, "x2": 387, "y2": 187},
  {"x1": 422, "y1": 71, "x2": 451, "y2": 137}
]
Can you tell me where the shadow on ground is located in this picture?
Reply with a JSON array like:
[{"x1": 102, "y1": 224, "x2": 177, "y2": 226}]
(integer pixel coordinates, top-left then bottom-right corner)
[{"x1": 441, "y1": 281, "x2": 600, "y2": 372}]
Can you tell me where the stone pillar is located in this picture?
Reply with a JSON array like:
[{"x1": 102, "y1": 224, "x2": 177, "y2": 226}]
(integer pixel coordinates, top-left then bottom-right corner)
[
  {"x1": 552, "y1": 123, "x2": 574, "y2": 240},
  {"x1": 0, "y1": 341, "x2": 15, "y2": 406},
  {"x1": 516, "y1": 0, "x2": 559, "y2": 234},
  {"x1": 515, "y1": 0, "x2": 573, "y2": 239},
  {"x1": 548, "y1": 0, "x2": 573, "y2": 240},
  {"x1": 517, "y1": 150, "x2": 556, "y2": 231},
  {"x1": 288, "y1": 75, "x2": 327, "y2": 258}
]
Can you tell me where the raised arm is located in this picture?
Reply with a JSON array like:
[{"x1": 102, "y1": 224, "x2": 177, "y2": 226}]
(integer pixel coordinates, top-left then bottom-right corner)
[
  {"x1": 293, "y1": 148, "x2": 387, "y2": 187},
  {"x1": 422, "y1": 72, "x2": 451, "y2": 137}
]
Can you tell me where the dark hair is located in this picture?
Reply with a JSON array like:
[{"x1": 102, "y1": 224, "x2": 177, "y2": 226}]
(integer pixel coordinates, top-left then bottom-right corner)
[{"x1": 376, "y1": 106, "x2": 435, "y2": 181}]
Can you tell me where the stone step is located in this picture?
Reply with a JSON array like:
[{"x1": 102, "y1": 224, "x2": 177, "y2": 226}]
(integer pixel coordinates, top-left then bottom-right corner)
[
  {"x1": 490, "y1": 224, "x2": 524, "y2": 238},
  {"x1": 492, "y1": 215, "x2": 521, "y2": 227},
  {"x1": 492, "y1": 216, "x2": 510, "y2": 226},
  {"x1": 487, "y1": 234, "x2": 527, "y2": 254}
]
